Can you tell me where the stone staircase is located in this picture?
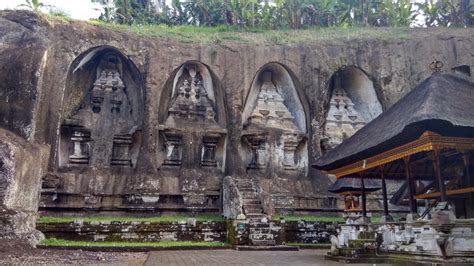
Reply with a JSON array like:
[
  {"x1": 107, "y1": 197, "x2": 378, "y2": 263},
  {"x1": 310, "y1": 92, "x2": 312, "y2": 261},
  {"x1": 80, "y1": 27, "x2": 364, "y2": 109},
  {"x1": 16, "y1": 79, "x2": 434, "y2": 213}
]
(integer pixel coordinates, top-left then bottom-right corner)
[
  {"x1": 234, "y1": 177, "x2": 284, "y2": 247},
  {"x1": 234, "y1": 177, "x2": 266, "y2": 220}
]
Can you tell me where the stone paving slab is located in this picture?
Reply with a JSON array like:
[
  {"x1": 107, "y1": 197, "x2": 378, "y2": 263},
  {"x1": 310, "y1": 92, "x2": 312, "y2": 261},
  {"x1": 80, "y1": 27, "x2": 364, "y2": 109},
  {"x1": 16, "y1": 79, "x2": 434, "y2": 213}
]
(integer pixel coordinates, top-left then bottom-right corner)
[{"x1": 144, "y1": 250, "x2": 362, "y2": 265}]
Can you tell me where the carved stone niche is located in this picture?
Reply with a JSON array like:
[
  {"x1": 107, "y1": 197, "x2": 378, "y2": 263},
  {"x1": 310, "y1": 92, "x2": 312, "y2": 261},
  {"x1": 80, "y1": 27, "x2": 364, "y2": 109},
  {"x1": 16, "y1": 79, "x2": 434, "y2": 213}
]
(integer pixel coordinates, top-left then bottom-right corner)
[
  {"x1": 162, "y1": 132, "x2": 183, "y2": 166},
  {"x1": 58, "y1": 49, "x2": 144, "y2": 169},
  {"x1": 111, "y1": 134, "x2": 133, "y2": 166},
  {"x1": 201, "y1": 134, "x2": 220, "y2": 167},
  {"x1": 158, "y1": 61, "x2": 227, "y2": 171},
  {"x1": 243, "y1": 133, "x2": 268, "y2": 170},
  {"x1": 321, "y1": 67, "x2": 382, "y2": 153},
  {"x1": 165, "y1": 64, "x2": 217, "y2": 125},
  {"x1": 241, "y1": 64, "x2": 308, "y2": 174},
  {"x1": 281, "y1": 132, "x2": 305, "y2": 170},
  {"x1": 60, "y1": 119, "x2": 92, "y2": 165}
]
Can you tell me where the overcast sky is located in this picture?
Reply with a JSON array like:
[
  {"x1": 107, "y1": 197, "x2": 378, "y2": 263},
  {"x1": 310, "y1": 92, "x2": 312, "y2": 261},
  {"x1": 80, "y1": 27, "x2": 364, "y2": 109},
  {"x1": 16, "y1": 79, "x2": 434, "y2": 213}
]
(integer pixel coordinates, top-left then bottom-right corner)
[{"x1": 0, "y1": 0, "x2": 103, "y2": 20}]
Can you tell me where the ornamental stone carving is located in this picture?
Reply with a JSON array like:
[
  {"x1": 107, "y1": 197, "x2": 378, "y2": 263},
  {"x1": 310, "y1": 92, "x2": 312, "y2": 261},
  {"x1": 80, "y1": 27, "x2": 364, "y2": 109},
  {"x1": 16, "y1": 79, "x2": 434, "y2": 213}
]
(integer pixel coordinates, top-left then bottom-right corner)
[
  {"x1": 59, "y1": 52, "x2": 142, "y2": 168},
  {"x1": 158, "y1": 62, "x2": 227, "y2": 172},
  {"x1": 242, "y1": 66, "x2": 307, "y2": 174},
  {"x1": 321, "y1": 68, "x2": 383, "y2": 153}
]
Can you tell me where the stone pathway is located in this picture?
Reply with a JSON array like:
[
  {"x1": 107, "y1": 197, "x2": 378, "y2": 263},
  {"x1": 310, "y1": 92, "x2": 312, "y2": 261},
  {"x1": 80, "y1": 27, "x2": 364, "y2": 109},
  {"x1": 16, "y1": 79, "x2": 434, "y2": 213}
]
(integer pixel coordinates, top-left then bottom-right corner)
[{"x1": 145, "y1": 249, "x2": 355, "y2": 265}]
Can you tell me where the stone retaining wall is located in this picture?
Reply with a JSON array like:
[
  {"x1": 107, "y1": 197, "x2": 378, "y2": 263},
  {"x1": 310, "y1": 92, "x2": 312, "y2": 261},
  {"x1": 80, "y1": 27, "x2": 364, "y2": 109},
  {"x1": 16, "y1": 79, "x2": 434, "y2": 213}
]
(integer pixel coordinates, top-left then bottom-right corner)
[
  {"x1": 37, "y1": 221, "x2": 227, "y2": 242},
  {"x1": 38, "y1": 220, "x2": 341, "y2": 244},
  {"x1": 229, "y1": 220, "x2": 339, "y2": 245}
]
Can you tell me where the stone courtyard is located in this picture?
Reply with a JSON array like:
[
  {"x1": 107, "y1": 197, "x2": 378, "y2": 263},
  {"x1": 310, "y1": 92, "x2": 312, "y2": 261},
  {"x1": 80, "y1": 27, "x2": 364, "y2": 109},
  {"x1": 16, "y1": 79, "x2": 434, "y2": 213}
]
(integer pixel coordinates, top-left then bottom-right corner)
[
  {"x1": 0, "y1": 249, "x2": 364, "y2": 265},
  {"x1": 144, "y1": 250, "x2": 351, "y2": 266}
]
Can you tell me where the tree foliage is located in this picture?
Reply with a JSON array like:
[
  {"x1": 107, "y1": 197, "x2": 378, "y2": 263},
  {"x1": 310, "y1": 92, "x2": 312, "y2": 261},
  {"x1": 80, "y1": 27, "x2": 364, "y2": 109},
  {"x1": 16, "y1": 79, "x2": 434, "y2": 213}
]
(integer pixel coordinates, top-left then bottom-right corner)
[
  {"x1": 94, "y1": 0, "x2": 473, "y2": 28},
  {"x1": 18, "y1": 0, "x2": 51, "y2": 13}
]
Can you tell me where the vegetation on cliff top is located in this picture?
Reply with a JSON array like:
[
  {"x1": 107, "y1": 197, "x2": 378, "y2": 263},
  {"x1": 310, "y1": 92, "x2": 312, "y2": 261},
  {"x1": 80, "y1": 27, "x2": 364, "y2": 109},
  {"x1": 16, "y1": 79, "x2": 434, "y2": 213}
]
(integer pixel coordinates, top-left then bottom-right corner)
[
  {"x1": 85, "y1": 19, "x2": 471, "y2": 45},
  {"x1": 7, "y1": 0, "x2": 473, "y2": 45},
  {"x1": 92, "y1": 0, "x2": 472, "y2": 29}
]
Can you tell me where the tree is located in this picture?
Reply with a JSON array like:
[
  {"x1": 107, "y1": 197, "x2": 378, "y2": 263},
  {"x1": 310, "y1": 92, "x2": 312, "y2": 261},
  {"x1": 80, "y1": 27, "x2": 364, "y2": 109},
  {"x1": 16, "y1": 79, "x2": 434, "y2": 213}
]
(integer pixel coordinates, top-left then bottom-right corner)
[
  {"x1": 417, "y1": 0, "x2": 473, "y2": 27},
  {"x1": 18, "y1": 0, "x2": 51, "y2": 13},
  {"x1": 92, "y1": 0, "x2": 472, "y2": 28}
]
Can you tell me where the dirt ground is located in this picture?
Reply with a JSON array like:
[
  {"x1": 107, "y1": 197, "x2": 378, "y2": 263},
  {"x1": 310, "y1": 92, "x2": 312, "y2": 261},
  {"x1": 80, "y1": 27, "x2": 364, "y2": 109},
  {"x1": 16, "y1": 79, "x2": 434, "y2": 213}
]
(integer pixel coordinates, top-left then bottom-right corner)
[{"x1": 0, "y1": 244, "x2": 147, "y2": 265}]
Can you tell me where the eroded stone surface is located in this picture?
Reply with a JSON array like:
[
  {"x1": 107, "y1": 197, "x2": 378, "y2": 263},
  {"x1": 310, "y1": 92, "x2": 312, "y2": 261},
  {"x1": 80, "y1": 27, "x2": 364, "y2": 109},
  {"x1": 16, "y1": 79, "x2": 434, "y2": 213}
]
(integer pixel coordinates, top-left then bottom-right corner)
[{"x1": 0, "y1": 128, "x2": 49, "y2": 246}]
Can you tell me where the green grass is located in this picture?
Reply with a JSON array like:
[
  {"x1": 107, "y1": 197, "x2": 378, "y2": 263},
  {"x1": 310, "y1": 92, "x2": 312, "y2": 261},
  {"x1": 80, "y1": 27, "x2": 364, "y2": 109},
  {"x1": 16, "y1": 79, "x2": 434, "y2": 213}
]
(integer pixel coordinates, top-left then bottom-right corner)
[
  {"x1": 38, "y1": 215, "x2": 225, "y2": 223},
  {"x1": 84, "y1": 20, "x2": 471, "y2": 45},
  {"x1": 273, "y1": 215, "x2": 345, "y2": 222},
  {"x1": 41, "y1": 238, "x2": 226, "y2": 247},
  {"x1": 88, "y1": 22, "x2": 414, "y2": 45}
]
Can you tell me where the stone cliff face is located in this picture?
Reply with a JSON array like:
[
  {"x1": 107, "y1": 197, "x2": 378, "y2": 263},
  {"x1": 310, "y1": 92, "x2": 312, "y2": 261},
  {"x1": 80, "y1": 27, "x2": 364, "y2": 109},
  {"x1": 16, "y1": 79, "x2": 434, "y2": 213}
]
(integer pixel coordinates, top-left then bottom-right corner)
[{"x1": 0, "y1": 10, "x2": 472, "y2": 215}]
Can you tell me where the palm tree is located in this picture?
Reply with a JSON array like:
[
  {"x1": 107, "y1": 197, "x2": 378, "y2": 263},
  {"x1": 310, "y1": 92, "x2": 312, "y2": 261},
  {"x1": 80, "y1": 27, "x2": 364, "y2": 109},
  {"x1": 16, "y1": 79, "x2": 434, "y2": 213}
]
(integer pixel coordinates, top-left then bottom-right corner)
[{"x1": 18, "y1": 0, "x2": 51, "y2": 13}]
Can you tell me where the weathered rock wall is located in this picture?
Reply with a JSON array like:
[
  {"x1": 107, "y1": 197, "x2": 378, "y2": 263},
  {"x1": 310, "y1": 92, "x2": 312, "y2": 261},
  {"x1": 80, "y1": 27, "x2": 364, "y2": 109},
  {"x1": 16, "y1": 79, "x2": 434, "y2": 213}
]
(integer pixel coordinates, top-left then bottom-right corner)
[
  {"x1": 0, "y1": 10, "x2": 473, "y2": 214},
  {"x1": 0, "y1": 128, "x2": 50, "y2": 246}
]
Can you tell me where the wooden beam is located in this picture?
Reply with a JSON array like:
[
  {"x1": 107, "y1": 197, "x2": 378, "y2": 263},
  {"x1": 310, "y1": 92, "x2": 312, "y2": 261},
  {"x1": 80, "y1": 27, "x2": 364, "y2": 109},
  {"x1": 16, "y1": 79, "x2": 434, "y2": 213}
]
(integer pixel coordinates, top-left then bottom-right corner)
[
  {"x1": 329, "y1": 132, "x2": 474, "y2": 178},
  {"x1": 415, "y1": 187, "x2": 474, "y2": 199}
]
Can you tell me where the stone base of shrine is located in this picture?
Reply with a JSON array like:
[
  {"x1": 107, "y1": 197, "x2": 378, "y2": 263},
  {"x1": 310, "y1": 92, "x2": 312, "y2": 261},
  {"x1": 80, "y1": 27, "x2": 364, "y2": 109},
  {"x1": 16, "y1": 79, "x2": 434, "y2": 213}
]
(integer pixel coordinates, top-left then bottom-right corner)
[{"x1": 328, "y1": 212, "x2": 474, "y2": 263}]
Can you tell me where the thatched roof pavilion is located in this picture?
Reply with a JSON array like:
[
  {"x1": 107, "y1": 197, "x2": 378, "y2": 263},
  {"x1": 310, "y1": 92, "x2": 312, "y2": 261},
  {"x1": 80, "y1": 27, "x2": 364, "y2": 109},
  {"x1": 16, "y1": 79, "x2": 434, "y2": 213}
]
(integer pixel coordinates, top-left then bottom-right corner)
[{"x1": 314, "y1": 73, "x2": 474, "y2": 220}]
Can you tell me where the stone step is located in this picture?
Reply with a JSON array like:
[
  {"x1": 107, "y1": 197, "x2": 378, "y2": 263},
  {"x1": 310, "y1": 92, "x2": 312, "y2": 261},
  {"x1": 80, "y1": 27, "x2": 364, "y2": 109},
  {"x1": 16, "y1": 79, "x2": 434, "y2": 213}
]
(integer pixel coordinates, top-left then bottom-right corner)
[
  {"x1": 243, "y1": 199, "x2": 260, "y2": 205},
  {"x1": 246, "y1": 213, "x2": 266, "y2": 219},
  {"x1": 241, "y1": 195, "x2": 257, "y2": 199},
  {"x1": 249, "y1": 226, "x2": 273, "y2": 232},
  {"x1": 244, "y1": 207, "x2": 263, "y2": 214},
  {"x1": 244, "y1": 202, "x2": 260, "y2": 207},
  {"x1": 249, "y1": 223, "x2": 279, "y2": 228},
  {"x1": 243, "y1": 203, "x2": 262, "y2": 209},
  {"x1": 249, "y1": 229, "x2": 274, "y2": 235},
  {"x1": 235, "y1": 245, "x2": 299, "y2": 251},
  {"x1": 238, "y1": 187, "x2": 255, "y2": 193},
  {"x1": 236, "y1": 182, "x2": 253, "y2": 188},
  {"x1": 249, "y1": 234, "x2": 275, "y2": 241},
  {"x1": 242, "y1": 192, "x2": 258, "y2": 198},
  {"x1": 251, "y1": 240, "x2": 276, "y2": 246},
  {"x1": 235, "y1": 179, "x2": 252, "y2": 184},
  {"x1": 245, "y1": 204, "x2": 263, "y2": 210}
]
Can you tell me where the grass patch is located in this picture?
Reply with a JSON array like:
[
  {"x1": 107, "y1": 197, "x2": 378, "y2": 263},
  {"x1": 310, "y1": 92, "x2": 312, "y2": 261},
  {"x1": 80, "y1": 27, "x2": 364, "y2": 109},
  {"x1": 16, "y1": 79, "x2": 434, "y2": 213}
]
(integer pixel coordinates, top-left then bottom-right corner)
[
  {"x1": 83, "y1": 21, "x2": 471, "y2": 45},
  {"x1": 273, "y1": 215, "x2": 345, "y2": 222},
  {"x1": 38, "y1": 215, "x2": 225, "y2": 223},
  {"x1": 41, "y1": 238, "x2": 226, "y2": 247}
]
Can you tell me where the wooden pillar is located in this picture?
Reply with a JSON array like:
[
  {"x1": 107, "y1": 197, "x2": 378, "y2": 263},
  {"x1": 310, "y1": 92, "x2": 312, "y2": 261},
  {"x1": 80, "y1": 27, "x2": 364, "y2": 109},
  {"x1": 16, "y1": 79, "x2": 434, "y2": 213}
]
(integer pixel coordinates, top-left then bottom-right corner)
[
  {"x1": 462, "y1": 151, "x2": 473, "y2": 218},
  {"x1": 462, "y1": 151, "x2": 472, "y2": 187},
  {"x1": 403, "y1": 156, "x2": 417, "y2": 214},
  {"x1": 380, "y1": 165, "x2": 392, "y2": 221},
  {"x1": 433, "y1": 149, "x2": 447, "y2": 202},
  {"x1": 360, "y1": 173, "x2": 367, "y2": 218}
]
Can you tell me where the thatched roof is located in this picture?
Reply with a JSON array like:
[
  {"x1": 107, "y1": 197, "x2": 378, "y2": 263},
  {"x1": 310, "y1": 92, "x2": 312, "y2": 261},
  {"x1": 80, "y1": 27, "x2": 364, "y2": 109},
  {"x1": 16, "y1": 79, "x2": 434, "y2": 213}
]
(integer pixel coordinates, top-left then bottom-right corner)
[
  {"x1": 313, "y1": 73, "x2": 474, "y2": 171},
  {"x1": 328, "y1": 177, "x2": 381, "y2": 194}
]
